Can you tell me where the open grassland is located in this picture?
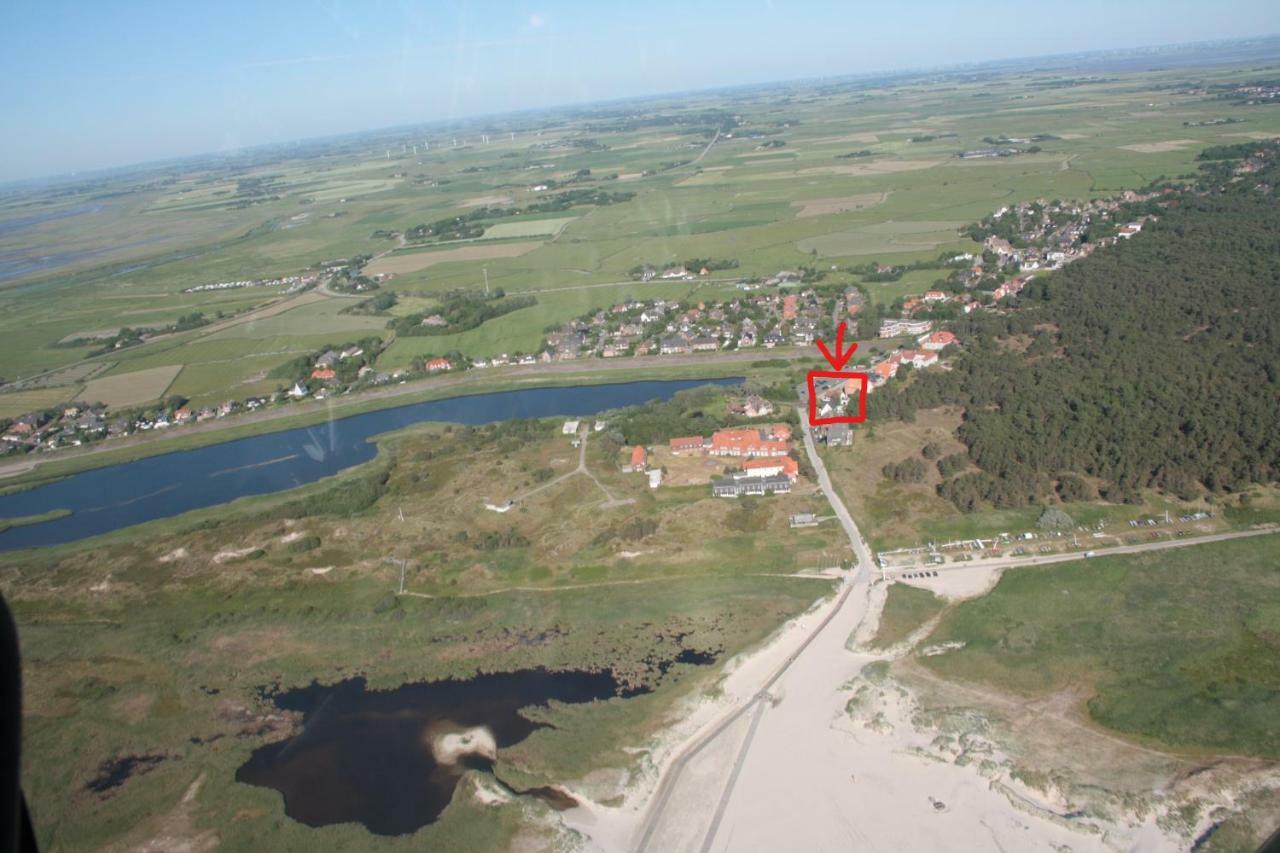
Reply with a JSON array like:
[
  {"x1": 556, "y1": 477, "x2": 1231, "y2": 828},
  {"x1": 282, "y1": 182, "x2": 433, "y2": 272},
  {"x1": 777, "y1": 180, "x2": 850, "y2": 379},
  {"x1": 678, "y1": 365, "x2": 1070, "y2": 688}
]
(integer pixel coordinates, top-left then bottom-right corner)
[
  {"x1": 364, "y1": 241, "x2": 543, "y2": 276},
  {"x1": 919, "y1": 536, "x2": 1280, "y2": 758},
  {"x1": 480, "y1": 216, "x2": 576, "y2": 240},
  {"x1": 796, "y1": 220, "x2": 967, "y2": 257},
  {"x1": 2, "y1": 417, "x2": 836, "y2": 850},
  {"x1": 75, "y1": 364, "x2": 182, "y2": 408},
  {"x1": 870, "y1": 583, "x2": 946, "y2": 650},
  {"x1": 201, "y1": 298, "x2": 387, "y2": 341},
  {"x1": 0, "y1": 387, "x2": 80, "y2": 419},
  {"x1": 791, "y1": 192, "x2": 888, "y2": 218}
]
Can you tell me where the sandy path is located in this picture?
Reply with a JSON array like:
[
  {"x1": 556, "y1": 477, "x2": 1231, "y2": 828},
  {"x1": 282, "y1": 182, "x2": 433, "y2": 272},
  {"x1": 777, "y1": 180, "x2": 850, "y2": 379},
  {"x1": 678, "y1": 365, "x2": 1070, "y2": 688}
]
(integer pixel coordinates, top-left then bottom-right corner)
[{"x1": 700, "y1": 590, "x2": 1080, "y2": 852}]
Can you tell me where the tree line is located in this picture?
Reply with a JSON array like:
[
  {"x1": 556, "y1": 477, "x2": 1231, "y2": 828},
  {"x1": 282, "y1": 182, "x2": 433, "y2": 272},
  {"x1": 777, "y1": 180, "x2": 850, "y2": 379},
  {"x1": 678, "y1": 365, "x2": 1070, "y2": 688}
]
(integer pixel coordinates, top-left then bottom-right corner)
[{"x1": 388, "y1": 291, "x2": 536, "y2": 337}]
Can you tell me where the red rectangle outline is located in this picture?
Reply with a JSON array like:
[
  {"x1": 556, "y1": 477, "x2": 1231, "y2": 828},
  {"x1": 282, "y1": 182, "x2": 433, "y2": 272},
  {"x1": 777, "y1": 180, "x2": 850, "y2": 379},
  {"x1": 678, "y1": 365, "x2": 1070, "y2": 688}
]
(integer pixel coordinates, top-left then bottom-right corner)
[{"x1": 807, "y1": 370, "x2": 868, "y2": 425}]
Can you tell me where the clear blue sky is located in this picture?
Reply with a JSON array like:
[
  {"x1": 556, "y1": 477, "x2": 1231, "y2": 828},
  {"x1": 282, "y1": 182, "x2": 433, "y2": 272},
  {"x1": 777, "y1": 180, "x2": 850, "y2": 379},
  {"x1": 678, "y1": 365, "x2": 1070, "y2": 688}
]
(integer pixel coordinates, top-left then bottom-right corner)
[{"x1": 3, "y1": 0, "x2": 1278, "y2": 181}]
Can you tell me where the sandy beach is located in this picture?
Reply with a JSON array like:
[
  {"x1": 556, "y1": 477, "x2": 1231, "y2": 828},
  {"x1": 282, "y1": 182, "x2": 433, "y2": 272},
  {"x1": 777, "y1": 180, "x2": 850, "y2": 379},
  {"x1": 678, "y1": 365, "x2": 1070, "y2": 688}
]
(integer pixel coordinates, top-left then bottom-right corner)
[{"x1": 556, "y1": 560, "x2": 1272, "y2": 852}]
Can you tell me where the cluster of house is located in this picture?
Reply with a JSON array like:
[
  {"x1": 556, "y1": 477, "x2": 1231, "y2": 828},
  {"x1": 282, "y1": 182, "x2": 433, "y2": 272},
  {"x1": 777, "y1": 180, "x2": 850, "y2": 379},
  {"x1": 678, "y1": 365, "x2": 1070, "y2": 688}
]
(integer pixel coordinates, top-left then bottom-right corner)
[
  {"x1": 978, "y1": 193, "x2": 1160, "y2": 275},
  {"x1": 1, "y1": 397, "x2": 287, "y2": 453},
  {"x1": 870, "y1": 333, "x2": 954, "y2": 383},
  {"x1": 809, "y1": 329, "x2": 959, "y2": 420},
  {"x1": 540, "y1": 289, "x2": 827, "y2": 362},
  {"x1": 307, "y1": 345, "x2": 367, "y2": 382},
  {"x1": 182, "y1": 272, "x2": 318, "y2": 294},
  {"x1": 2, "y1": 407, "x2": 108, "y2": 452},
  {"x1": 288, "y1": 344, "x2": 424, "y2": 400}
]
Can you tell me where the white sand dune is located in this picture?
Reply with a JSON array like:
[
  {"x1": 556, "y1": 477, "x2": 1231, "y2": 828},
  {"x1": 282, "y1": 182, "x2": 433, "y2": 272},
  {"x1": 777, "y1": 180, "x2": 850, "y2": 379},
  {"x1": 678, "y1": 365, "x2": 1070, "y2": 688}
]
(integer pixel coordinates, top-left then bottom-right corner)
[{"x1": 560, "y1": 564, "x2": 1245, "y2": 852}]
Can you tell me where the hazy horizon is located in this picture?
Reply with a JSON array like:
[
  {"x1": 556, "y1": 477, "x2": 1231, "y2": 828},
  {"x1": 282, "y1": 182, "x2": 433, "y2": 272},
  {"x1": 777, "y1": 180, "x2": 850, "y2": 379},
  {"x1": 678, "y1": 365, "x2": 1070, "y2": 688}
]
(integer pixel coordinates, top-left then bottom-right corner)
[{"x1": 4, "y1": 0, "x2": 1280, "y2": 183}]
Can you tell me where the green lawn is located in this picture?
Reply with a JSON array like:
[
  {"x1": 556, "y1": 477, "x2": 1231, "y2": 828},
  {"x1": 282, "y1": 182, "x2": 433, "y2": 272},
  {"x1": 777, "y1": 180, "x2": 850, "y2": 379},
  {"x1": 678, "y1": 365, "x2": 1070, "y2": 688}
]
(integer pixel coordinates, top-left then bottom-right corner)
[{"x1": 870, "y1": 584, "x2": 946, "y2": 649}]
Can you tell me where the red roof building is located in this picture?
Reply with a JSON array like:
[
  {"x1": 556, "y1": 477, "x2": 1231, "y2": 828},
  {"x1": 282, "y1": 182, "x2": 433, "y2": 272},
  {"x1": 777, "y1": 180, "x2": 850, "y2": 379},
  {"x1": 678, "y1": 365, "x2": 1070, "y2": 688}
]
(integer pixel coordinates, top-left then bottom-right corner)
[
  {"x1": 310, "y1": 368, "x2": 337, "y2": 381},
  {"x1": 628, "y1": 446, "x2": 647, "y2": 472},
  {"x1": 669, "y1": 436, "x2": 706, "y2": 455},
  {"x1": 920, "y1": 331, "x2": 957, "y2": 351},
  {"x1": 743, "y1": 456, "x2": 799, "y2": 480},
  {"x1": 425, "y1": 357, "x2": 452, "y2": 372},
  {"x1": 710, "y1": 428, "x2": 789, "y2": 458}
]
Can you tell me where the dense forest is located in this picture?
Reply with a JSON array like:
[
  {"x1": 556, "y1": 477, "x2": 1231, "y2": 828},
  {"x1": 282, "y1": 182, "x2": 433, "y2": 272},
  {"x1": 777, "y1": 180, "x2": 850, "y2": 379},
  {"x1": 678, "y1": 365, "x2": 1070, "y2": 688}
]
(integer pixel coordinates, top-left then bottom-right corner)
[{"x1": 869, "y1": 143, "x2": 1280, "y2": 509}]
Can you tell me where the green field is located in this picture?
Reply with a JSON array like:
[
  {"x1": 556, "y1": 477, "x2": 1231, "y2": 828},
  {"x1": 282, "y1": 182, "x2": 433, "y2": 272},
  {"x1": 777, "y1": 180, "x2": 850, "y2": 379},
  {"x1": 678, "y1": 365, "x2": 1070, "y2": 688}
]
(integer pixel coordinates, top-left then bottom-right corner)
[
  {"x1": 0, "y1": 387, "x2": 80, "y2": 418},
  {"x1": 480, "y1": 216, "x2": 576, "y2": 239},
  {"x1": 75, "y1": 364, "x2": 183, "y2": 408},
  {"x1": 920, "y1": 535, "x2": 1280, "y2": 757},
  {"x1": 870, "y1": 583, "x2": 946, "y2": 649}
]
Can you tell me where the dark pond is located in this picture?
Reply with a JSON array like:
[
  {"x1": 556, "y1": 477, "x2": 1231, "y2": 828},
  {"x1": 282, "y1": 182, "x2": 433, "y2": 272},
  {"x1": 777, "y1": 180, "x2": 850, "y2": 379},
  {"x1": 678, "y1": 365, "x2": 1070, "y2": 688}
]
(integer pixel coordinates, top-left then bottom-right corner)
[
  {"x1": 85, "y1": 754, "x2": 166, "y2": 794},
  {"x1": 236, "y1": 670, "x2": 644, "y2": 836},
  {"x1": 0, "y1": 377, "x2": 740, "y2": 550}
]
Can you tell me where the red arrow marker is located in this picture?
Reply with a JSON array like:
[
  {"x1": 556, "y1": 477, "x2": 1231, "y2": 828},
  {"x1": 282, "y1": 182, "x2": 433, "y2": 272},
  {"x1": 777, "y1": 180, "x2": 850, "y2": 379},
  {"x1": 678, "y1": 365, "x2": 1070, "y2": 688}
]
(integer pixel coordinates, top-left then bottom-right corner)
[{"x1": 815, "y1": 321, "x2": 858, "y2": 371}]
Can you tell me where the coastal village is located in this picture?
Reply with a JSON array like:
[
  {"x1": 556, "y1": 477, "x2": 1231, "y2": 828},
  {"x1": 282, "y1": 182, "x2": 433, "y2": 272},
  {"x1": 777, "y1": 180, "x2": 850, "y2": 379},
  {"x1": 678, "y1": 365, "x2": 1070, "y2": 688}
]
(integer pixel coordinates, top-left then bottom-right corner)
[{"x1": 0, "y1": 191, "x2": 1157, "y2": 457}]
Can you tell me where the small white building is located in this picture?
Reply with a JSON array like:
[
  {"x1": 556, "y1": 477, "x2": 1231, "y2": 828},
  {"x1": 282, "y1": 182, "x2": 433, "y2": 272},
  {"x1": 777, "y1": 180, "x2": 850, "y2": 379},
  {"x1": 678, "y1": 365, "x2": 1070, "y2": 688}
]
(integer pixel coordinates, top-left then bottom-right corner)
[
  {"x1": 648, "y1": 469, "x2": 663, "y2": 489},
  {"x1": 562, "y1": 420, "x2": 581, "y2": 435}
]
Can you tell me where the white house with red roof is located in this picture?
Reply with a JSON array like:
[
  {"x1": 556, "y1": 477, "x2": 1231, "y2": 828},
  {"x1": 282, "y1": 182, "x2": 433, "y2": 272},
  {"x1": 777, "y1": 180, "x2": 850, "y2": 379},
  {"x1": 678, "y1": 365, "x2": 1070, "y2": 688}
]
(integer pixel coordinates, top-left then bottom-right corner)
[
  {"x1": 669, "y1": 436, "x2": 706, "y2": 455},
  {"x1": 743, "y1": 456, "x2": 799, "y2": 480},
  {"x1": 919, "y1": 330, "x2": 957, "y2": 351}
]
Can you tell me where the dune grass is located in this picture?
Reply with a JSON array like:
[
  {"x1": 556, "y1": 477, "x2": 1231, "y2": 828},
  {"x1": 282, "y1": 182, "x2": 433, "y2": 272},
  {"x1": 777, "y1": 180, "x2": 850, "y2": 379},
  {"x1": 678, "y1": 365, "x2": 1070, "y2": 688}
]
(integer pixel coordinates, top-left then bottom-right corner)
[{"x1": 920, "y1": 535, "x2": 1280, "y2": 758}]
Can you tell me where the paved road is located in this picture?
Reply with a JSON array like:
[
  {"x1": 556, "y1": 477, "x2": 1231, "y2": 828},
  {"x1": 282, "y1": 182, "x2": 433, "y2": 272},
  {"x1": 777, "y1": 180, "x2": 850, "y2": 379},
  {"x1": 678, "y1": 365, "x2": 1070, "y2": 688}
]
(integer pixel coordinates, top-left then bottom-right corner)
[
  {"x1": 689, "y1": 130, "x2": 721, "y2": 167},
  {"x1": 798, "y1": 414, "x2": 873, "y2": 576}
]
